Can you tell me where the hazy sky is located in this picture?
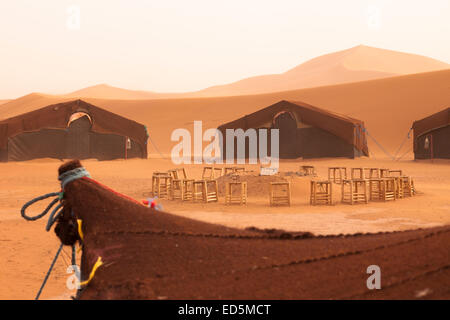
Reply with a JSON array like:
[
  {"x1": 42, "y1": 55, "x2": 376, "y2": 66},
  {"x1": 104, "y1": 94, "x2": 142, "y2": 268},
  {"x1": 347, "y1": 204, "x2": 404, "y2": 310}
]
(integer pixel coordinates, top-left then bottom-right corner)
[{"x1": 0, "y1": 0, "x2": 449, "y2": 98}]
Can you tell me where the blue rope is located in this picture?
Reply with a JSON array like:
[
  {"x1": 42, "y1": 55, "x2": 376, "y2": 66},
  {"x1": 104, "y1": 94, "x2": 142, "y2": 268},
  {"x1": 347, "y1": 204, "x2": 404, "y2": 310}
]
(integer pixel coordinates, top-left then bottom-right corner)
[
  {"x1": 34, "y1": 244, "x2": 63, "y2": 300},
  {"x1": 20, "y1": 166, "x2": 91, "y2": 300},
  {"x1": 21, "y1": 192, "x2": 61, "y2": 221},
  {"x1": 58, "y1": 167, "x2": 91, "y2": 190},
  {"x1": 71, "y1": 245, "x2": 76, "y2": 266}
]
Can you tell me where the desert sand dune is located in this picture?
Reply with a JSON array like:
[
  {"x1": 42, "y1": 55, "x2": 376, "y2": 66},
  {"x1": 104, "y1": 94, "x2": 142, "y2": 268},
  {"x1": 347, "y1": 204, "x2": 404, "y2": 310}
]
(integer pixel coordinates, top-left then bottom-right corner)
[
  {"x1": 64, "y1": 84, "x2": 185, "y2": 101},
  {"x1": 49, "y1": 45, "x2": 450, "y2": 100},
  {"x1": 190, "y1": 45, "x2": 449, "y2": 97},
  {"x1": 1, "y1": 69, "x2": 449, "y2": 158}
]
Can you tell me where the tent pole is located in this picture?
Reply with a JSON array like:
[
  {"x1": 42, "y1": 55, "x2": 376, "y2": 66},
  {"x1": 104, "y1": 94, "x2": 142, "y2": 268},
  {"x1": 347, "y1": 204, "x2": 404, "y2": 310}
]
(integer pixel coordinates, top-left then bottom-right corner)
[
  {"x1": 125, "y1": 136, "x2": 128, "y2": 160},
  {"x1": 430, "y1": 134, "x2": 433, "y2": 162}
]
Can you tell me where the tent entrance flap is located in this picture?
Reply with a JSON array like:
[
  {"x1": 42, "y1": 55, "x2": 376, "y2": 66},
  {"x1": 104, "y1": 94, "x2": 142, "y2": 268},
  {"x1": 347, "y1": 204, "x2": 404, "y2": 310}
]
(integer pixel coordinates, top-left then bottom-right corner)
[
  {"x1": 67, "y1": 115, "x2": 91, "y2": 159},
  {"x1": 272, "y1": 111, "x2": 298, "y2": 158}
]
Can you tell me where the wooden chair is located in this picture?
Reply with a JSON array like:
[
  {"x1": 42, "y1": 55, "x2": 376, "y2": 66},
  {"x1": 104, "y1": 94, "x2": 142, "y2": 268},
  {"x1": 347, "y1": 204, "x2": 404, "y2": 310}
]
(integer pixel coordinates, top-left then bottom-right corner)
[
  {"x1": 269, "y1": 182, "x2": 291, "y2": 206},
  {"x1": 310, "y1": 180, "x2": 333, "y2": 205},
  {"x1": 341, "y1": 179, "x2": 368, "y2": 204},
  {"x1": 328, "y1": 167, "x2": 347, "y2": 184}
]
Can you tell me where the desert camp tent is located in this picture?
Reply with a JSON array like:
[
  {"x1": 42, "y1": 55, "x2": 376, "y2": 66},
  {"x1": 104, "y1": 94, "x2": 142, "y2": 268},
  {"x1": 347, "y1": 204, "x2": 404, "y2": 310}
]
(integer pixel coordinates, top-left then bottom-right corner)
[
  {"x1": 0, "y1": 100, "x2": 148, "y2": 161},
  {"x1": 217, "y1": 100, "x2": 369, "y2": 159},
  {"x1": 412, "y1": 107, "x2": 450, "y2": 160}
]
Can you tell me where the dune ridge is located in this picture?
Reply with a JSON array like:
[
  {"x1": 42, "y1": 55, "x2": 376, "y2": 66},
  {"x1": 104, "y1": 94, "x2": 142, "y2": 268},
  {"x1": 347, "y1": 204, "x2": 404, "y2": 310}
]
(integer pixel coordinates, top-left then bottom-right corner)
[{"x1": 55, "y1": 45, "x2": 450, "y2": 100}]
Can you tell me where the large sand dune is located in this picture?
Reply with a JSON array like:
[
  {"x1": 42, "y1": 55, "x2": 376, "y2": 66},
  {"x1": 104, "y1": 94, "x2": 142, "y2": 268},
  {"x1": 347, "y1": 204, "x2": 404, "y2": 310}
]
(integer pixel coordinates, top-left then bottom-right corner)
[
  {"x1": 1, "y1": 69, "x2": 449, "y2": 157},
  {"x1": 56, "y1": 45, "x2": 449, "y2": 100},
  {"x1": 189, "y1": 45, "x2": 449, "y2": 97}
]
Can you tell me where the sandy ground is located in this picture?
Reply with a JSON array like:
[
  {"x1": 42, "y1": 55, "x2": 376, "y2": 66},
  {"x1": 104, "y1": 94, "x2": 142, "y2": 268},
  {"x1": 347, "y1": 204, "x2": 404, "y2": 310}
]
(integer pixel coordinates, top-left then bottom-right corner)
[{"x1": 0, "y1": 156, "x2": 449, "y2": 299}]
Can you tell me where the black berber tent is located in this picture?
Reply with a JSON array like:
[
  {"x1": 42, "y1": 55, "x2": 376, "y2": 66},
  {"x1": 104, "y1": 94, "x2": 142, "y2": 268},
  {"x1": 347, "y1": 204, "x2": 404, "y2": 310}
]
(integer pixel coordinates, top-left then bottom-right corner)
[
  {"x1": 412, "y1": 107, "x2": 450, "y2": 160},
  {"x1": 217, "y1": 100, "x2": 369, "y2": 159},
  {"x1": 0, "y1": 100, "x2": 148, "y2": 161}
]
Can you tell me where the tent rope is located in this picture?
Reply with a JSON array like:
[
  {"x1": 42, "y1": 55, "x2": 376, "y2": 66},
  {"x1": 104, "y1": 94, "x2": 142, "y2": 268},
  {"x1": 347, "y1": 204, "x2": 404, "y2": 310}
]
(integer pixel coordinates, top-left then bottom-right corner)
[
  {"x1": 362, "y1": 128, "x2": 395, "y2": 160},
  {"x1": 147, "y1": 131, "x2": 170, "y2": 160},
  {"x1": 393, "y1": 127, "x2": 412, "y2": 160}
]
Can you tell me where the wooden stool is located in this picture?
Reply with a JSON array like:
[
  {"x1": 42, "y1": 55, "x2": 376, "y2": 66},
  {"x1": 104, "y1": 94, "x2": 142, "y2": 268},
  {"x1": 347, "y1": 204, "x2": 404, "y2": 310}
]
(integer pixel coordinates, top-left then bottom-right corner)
[
  {"x1": 202, "y1": 167, "x2": 214, "y2": 180},
  {"x1": 380, "y1": 169, "x2": 390, "y2": 178},
  {"x1": 392, "y1": 177, "x2": 402, "y2": 199},
  {"x1": 328, "y1": 167, "x2": 347, "y2": 184},
  {"x1": 398, "y1": 176, "x2": 415, "y2": 197},
  {"x1": 205, "y1": 180, "x2": 219, "y2": 203},
  {"x1": 310, "y1": 180, "x2": 332, "y2": 205},
  {"x1": 369, "y1": 178, "x2": 395, "y2": 201},
  {"x1": 171, "y1": 179, "x2": 183, "y2": 200},
  {"x1": 182, "y1": 179, "x2": 194, "y2": 201},
  {"x1": 168, "y1": 168, "x2": 187, "y2": 180},
  {"x1": 202, "y1": 166, "x2": 224, "y2": 180},
  {"x1": 225, "y1": 181, "x2": 247, "y2": 205},
  {"x1": 342, "y1": 179, "x2": 368, "y2": 204},
  {"x1": 269, "y1": 182, "x2": 291, "y2": 206},
  {"x1": 301, "y1": 165, "x2": 316, "y2": 176},
  {"x1": 152, "y1": 173, "x2": 172, "y2": 199},
  {"x1": 351, "y1": 168, "x2": 370, "y2": 180},
  {"x1": 193, "y1": 180, "x2": 218, "y2": 203},
  {"x1": 389, "y1": 170, "x2": 402, "y2": 177},
  {"x1": 168, "y1": 168, "x2": 187, "y2": 200},
  {"x1": 193, "y1": 180, "x2": 206, "y2": 202},
  {"x1": 212, "y1": 167, "x2": 223, "y2": 178},
  {"x1": 224, "y1": 167, "x2": 245, "y2": 175},
  {"x1": 223, "y1": 167, "x2": 235, "y2": 175},
  {"x1": 367, "y1": 168, "x2": 380, "y2": 179}
]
